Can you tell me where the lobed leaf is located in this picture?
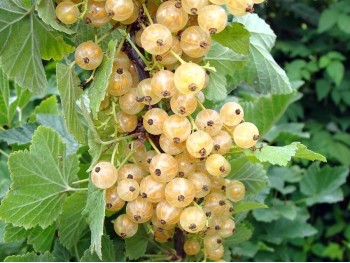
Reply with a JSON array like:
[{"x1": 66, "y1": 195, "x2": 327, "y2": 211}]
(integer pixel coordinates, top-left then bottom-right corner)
[
  {"x1": 233, "y1": 202, "x2": 267, "y2": 215},
  {"x1": 4, "y1": 252, "x2": 54, "y2": 262},
  {"x1": 80, "y1": 235, "x2": 117, "y2": 262},
  {"x1": 125, "y1": 226, "x2": 149, "y2": 260},
  {"x1": 0, "y1": 126, "x2": 80, "y2": 229}
]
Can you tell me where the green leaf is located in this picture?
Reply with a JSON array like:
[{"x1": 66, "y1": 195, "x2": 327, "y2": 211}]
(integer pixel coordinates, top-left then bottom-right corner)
[
  {"x1": 125, "y1": 226, "x2": 148, "y2": 260},
  {"x1": 0, "y1": 124, "x2": 37, "y2": 145},
  {"x1": 82, "y1": 180, "x2": 106, "y2": 260},
  {"x1": 37, "y1": 114, "x2": 80, "y2": 155},
  {"x1": 300, "y1": 164, "x2": 349, "y2": 205},
  {"x1": 315, "y1": 79, "x2": 331, "y2": 101},
  {"x1": 204, "y1": 72, "x2": 228, "y2": 101},
  {"x1": 264, "y1": 123, "x2": 310, "y2": 143},
  {"x1": 29, "y1": 95, "x2": 59, "y2": 122},
  {"x1": 226, "y1": 156, "x2": 268, "y2": 194},
  {"x1": 337, "y1": 13, "x2": 350, "y2": 34},
  {"x1": 245, "y1": 142, "x2": 326, "y2": 166},
  {"x1": 253, "y1": 199, "x2": 297, "y2": 222},
  {"x1": 80, "y1": 236, "x2": 117, "y2": 262},
  {"x1": 0, "y1": 68, "x2": 32, "y2": 127},
  {"x1": 4, "y1": 224, "x2": 29, "y2": 243},
  {"x1": 89, "y1": 40, "x2": 117, "y2": 118},
  {"x1": 0, "y1": 1, "x2": 73, "y2": 93},
  {"x1": 0, "y1": 126, "x2": 79, "y2": 229},
  {"x1": 52, "y1": 240, "x2": 71, "y2": 262},
  {"x1": 234, "y1": 14, "x2": 292, "y2": 94},
  {"x1": 56, "y1": 63, "x2": 86, "y2": 144},
  {"x1": 59, "y1": 192, "x2": 88, "y2": 249},
  {"x1": 326, "y1": 61, "x2": 344, "y2": 86},
  {"x1": 27, "y1": 224, "x2": 56, "y2": 253},
  {"x1": 241, "y1": 93, "x2": 295, "y2": 136},
  {"x1": 224, "y1": 221, "x2": 253, "y2": 246},
  {"x1": 211, "y1": 22, "x2": 250, "y2": 55},
  {"x1": 318, "y1": 8, "x2": 338, "y2": 32},
  {"x1": 233, "y1": 202, "x2": 267, "y2": 214},
  {"x1": 4, "y1": 252, "x2": 54, "y2": 262},
  {"x1": 35, "y1": 0, "x2": 75, "y2": 35}
]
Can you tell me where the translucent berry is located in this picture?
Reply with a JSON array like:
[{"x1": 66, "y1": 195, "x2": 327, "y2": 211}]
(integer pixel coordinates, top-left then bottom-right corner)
[
  {"x1": 140, "y1": 175, "x2": 166, "y2": 203},
  {"x1": 75, "y1": 41, "x2": 103, "y2": 70},
  {"x1": 143, "y1": 108, "x2": 168, "y2": 135},
  {"x1": 233, "y1": 122, "x2": 259, "y2": 148},
  {"x1": 149, "y1": 153, "x2": 178, "y2": 183},
  {"x1": 184, "y1": 239, "x2": 201, "y2": 256},
  {"x1": 225, "y1": 180, "x2": 245, "y2": 202},
  {"x1": 156, "y1": 199, "x2": 183, "y2": 225},
  {"x1": 55, "y1": 1, "x2": 80, "y2": 25},
  {"x1": 163, "y1": 115, "x2": 192, "y2": 144},
  {"x1": 141, "y1": 24, "x2": 173, "y2": 55},
  {"x1": 126, "y1": 196, "x2": 153, "y2": 223},
  {"x1": 114, "y1": 214, "x2": 138, "y2": 238},
  {"x1": 91, "y1": 161, "x2": 118, "y2": 189},
  {"x1": 105, "y1": 0, "x2": 134, "y2": 21},
  {"x1": 179, "y1": 206, "x2": 207, "y2": 233},
  {"x1": 174, "y1": 63, "x2": 206, "y2": 95},
  {"x1": 186, "y1": 130, "x2": 213, "y2": 158},
  {"x1": 105, "y1": 185, "x2": 125, "y2": 211},
  {"x1": 156, "y1": 1, "x2": 188, "y2": 33},
  {"x1": 165, "y1": 178, "x2": 195, "y2": 208},
  {"x1": 219, "y1": 102, "x2": 244, "y2": 127},
  {"x1": 180, "y1": 26, "x2": 211, "y2": 58},
  {"x1": 117, "y1": 178, "x2": 140, "y2": 201}
]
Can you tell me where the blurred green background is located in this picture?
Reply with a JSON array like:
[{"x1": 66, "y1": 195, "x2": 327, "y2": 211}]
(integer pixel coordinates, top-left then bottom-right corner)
[{"x1": 234, "y1": 0, "x2": 350, "y2": 261}]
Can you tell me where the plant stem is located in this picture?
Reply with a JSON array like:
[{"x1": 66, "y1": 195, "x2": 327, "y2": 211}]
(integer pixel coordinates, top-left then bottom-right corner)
[
  {"x1": 70, "y1": 188, "x2": 88, "y2": 192},
  {"x1": 117, "y1": 144, "x2": 136, "y2": 171},
  {"x1": 146, "y1": 134, "x2": 161, "y2": 154},
  {"x1": 0, "y1": 126, "x2": 5, "y2": 131},
  {"x1": 188, "y1": 115, "x2": 198, "y2": 131},
  {"x1": 142, "y1": 3, "x2": 153, "y2": 25},
  {"x1": 100, "y1": 133, "x2": 140, "y2": 145},
  {"x1": 111, "y1": 142, "x2": 119, "y2": 166},
  {"x1": 0, "y1": 149, "x2": 9, "y2": 158},
  {"x1": 72, "y1": 178, "x2": 89, "y2": 185},
  {"x1": 170, "y1": 49, "x2": 186, "y2": 64},
  {"x1": 196, "y1": 98, "x2": 206, "y2": 110},
  {"x1": 126, "y1": 35, "x2": 150, "y2": 66},
  {"x1": 96, "y1": 23, "x2": 121, "y2": 44}
]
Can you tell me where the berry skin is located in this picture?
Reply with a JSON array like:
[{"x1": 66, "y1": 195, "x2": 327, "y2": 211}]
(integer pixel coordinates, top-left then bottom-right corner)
[
  {"x1": 174, "y1": 63, "x2": 206, "y2": 95},
  {"x1": 163, "y1": 115, "x2": 192, "y2": 144},
  {"x1": 141, "y1": 24, "x2": 173, "y2": 55},
  {"x1": 114, "y1": 214, "x2": 138, "y2": 238},
  {"x1": 211, "y1": 130, "x2": 233, "y2": 155},
  {"x1": 179, "y1": 206, "x2": 207, "y2": 233},
  {"x1": 181, "y1": 0, "x2": 209, "y2": 15},
  {"x1": 75, "y1": 41, "x2": 103, "y2": 70},
  {"x1": 113, "y1": 51, "x2": 131, "y2": 70},
  {"x1": 226, "y1": 0, "x2": 254, "y2": 17},
  {"x1": 117, "y1": 178, "x2": 140, "y2": 201},
  {"x1": 159, "y1": 134, "x2": 186, "y2": 156},
  {"x1": 156, "y1": 199, "x2": 183, "y2": 225},
  {"x1": 197, "y1": 5, "x2": 228, "y2": 34},
  {"x1": 206, "y1": 244, "x2": 224, "y2": 261},
  {"x1": 105, "y1": 0, "x2": 134, "y2": 21},
  {"x1": 209, "y1": 0, "x2": 229, "y2": 4},
  {"x1": 156, "y1": 1, "x2": 188, "y2": 33},
  {"x1": 116, "y1": 111, "x2": 138, "y2": 133},
  {"x1": 170, "y1": 93, "x2": 197, "y2": 117},
  {"x1": 165, "y1": 178, "x2": 195, "y2": 208},
  {"x1": 187, "y1": 172, "x2": 211, "y2": 198},
  {"x1": 151, "y1": 70, "x2": 176, "y2": 98},
  {"x1": 91, "y1": 161, "x2": 118, "y2": 189},
  {"x1": 140, "y1": 175, "x2": 166, "y2": 203},
  {"x1": 195, "y1": 109, "x2": 223, "y2": 136},
  {"x1": 219, "y1": 218, "x2": 236, "y2": 238},
  {"x1": 143, "y1": 108, "x2": 168, "y2": 135},
  {"x1": 219, "y1": 102, "x2": 244, "y2": 127},
  {"x1": 225, "y1": 180, "x2": 245, "y2": 202},
  {"x1": 107, "y1": 68, "x2": 133, "y2": 96},
  {"x1": 85, "y1": 0, "x2": 111, "y2": 27},
  {"x1": 175, "y1": 154, "x2": 196, "y2": 178},
  {"x1": 233, "y1": 122, "x2": 259, "y2": 148},
  {"x1": 118, "y1": 163, "x2": 144, "y2": 183},
  {"x1": 186, "y1": 130, "x2": 214, "y2": 158},
  {"x1": 157, "y1": 36, "x2": 183, "y2": 66},
  {"x1": 105, "y1": 185, "x2": 125, "y2": 211},
  {"x1": 184, "y1": 239, "x2": 201, "y2": 256},
  {"x1": 180, "y1": 26, "x2": 212, "y2": 58},
  {"x1": 55, "y1": 1, "x2": 80, "y2": 25},
  {"x1": 119, "y1": 88, "x2": 145, "y2": 115},
  {"x1": 204, "y1": 234, "x2": 223, "y2": 251},
  {"x1": 137, "y1": 78, "x2": 162, "y2": 105},
  {"x1": 126, "y1": 196, "x2": 153, "y2": 223},
  {"x1": 205, "y1": 154, "x2": 231, "y2": 177},
  {"x1": 149, "y1": 153, "x2": 178, "y2": 183}
]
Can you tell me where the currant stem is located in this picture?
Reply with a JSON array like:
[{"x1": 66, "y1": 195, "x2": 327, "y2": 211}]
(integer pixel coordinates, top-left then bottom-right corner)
[
  {"x1": 78, "y1": 0, "x2": 88, "y2": 19},
  {"x1": 196, "y1": 98, "x2": 206, "y2": 111},
  {"x1": 96, "y1": 23, "x2": 121, "y2": 44},
  {"x1": 201, "y1": 62, "x2": 217, "y2": 72},
  {"x1": 111, "y1": 142, "x2": 119, "y2": 165},
  {"x1": 146, "y1": 134, "x2": 161, "y2": 154},
  {"x1": 117, "y1": 144, "x2": 136, "y2": 171},
  {"x1": 0, "y1": 149, "x2": 9, "y2": 158},
  {"x1": 84, "y1": 69, "x2": 96, "y2": 84},
  {"x1": 170, "y1": 49, "x2": 186, "y2": 65},
  {"x1": 72, "y1": 178, "x2": 89, "y2": 185},
  {"x1": 188, "y1": 115, "x2": 198, "y2": 131},
  {"x1": 142, "y1": 3, "x2": 154, "y2": 25},
  {"x1": 126, "y1": 35, "x2": 150, "y2": 66},
  {"x1": 100, "y1": 134, "x2": 140, "y2": 145}
]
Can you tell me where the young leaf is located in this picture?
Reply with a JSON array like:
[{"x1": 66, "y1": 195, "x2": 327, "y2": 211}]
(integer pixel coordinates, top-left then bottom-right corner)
[
  {"x1": 89, "y1": 40, "x2": 118, "y2": 118},
  {"x1": 30, "y1": 96, "x2": 59, "y2": 121},
  {"x1": 27, "y1": 224, "x2": 56, "y2": 253},
  {"x1": 234, "y1": 14, "x2": 293, "y2": 94},
  {"x1": 4, "y1": 252, "x2": 55, "y2": 262},
  {"x1": 125, "y1": 226, "x2": 149, "y2": 260},
  {"x1": 300, "y1": 164, "x2": 349, "y2": 205},
  {"x1": 245, "y1": 142, "x2": 326, "y2": 166},
  {"x1": 241, "y1": 93, "x2": 296, "y2": 136},
  {"x1": 0, "y1": 68, "x2": 32, "y2": 127},
  {"x1": 0, "y1": 1, "x2": 73, "y2": 93},
  {"x1": 58, "y1": 192, "x2": 88, "y2": 249},
  {"x1": 0, "y1": 124, "x2": 38, "y2": 145},
  {"x1": 224, "y1": 221, "x2": 253, "y2": 246},
  {"x1": 0, "y1": 126, "x2": 80, "y2": 229},
  {"x1": 56, "y1": 63, "x2": 86, "y2": 144},
  {"x1": 82, "y1": 180, "x2": 106, "y2": 260},
  {"x1": 212, "y1": 22, "x2": 250, "y2": 55},
  {"x1": 233, "y1": 202, "x2": 267, "y2": 215},
  {"x1": 80, "y1": 235, "x2": 117, "y2": 262},
  {"x1": 35, "y1": 0, "x2": 75, "y2": 35},
  {"x1": 226, "y1": 156, "x2": 268, "y2": 194}
]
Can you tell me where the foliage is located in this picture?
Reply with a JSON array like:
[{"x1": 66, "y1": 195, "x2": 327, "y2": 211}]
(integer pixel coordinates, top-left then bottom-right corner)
[{"x1": 0, "y1": 0, "x2": 348, "y2": 262}]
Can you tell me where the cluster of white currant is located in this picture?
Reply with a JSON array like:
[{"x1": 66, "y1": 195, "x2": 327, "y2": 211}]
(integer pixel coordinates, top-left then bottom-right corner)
[{"x1": 55, "y1": 0, "x2": 265, "y2": 260}]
